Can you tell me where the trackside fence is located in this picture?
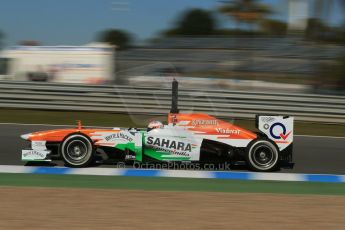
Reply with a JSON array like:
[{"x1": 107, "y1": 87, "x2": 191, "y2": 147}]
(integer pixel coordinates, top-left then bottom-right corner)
[{"x1": 0, "y1": 81, "x2": 344, "y2": 124}]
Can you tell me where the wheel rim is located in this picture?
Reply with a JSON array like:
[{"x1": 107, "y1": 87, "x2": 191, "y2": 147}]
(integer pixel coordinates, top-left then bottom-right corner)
[
  {"x1": 250, "y1": 143, "x2": 278, "y2": 170},
  {"x1": 66, "y1": 140, "x2": 88, "y2": 162}
]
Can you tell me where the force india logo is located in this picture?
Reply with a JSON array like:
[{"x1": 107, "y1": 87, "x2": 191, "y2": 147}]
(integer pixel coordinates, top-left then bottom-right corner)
[
  {"x1": 104, "y1": 132, "x2": 133, "y2": 142},
  {"x1": 146, "y1": 137, "x2": 192, "y2": 156}
]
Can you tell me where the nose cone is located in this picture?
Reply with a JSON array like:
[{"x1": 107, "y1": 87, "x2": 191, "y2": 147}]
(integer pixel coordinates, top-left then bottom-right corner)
[{"x1": 21, "y1": 133, "x2": 32, "y2": 140}]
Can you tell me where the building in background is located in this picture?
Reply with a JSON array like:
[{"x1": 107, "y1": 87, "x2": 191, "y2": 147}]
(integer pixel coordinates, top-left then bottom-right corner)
[
  {"x1": 0, "y1": 43, "x2": 115, "y2": 84},
  {"x1": 287, "y1": 0, "x2": 309, "y2": 31}
]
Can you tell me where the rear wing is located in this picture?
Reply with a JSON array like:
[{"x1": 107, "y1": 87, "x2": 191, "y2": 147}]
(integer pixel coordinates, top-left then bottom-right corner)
[{"x1": 256, "y1": 115, "x2": 294, "y2": 151}]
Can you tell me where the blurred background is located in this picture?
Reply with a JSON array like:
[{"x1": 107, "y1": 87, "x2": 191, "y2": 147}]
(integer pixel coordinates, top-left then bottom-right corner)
[
  {"x1": 0, "y1": 0, "x2": 344, "y2": 94},
  {"x1": 0, "y1": 3, "x2": 345, "y2": 229},
  {"x1": 0, "y1": 0, "x2": 345, "y2": 129}
]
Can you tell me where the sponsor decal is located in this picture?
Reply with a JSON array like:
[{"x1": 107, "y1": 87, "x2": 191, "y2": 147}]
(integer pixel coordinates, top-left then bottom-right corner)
[
  {"x1": 215, "y1": 128, "x2": 241, "y2": 135},
  {"x1": 146, "y1": 137, "x2": 192, "y2": 156},
  {"x1": 261, "y1": 116, "x2": 275, "y2": 123},
  {"x1": 147, "y1": 137, "x2": 191, "y2": 151},
  {"x1": 104, "y1": 132, "x2": 133, "y2": 142},
  {"x1": 22, "y1": 150, "x2": 46, "y2": 159},
  {"x1": 192, "y1": 119, "x2": 218, "y2": 126},
  {"x1": 31, "y1": 141, "x2": 46, "y2": 150},
  {"x1": 269, "y1": 122, "x2": 292, "y2": 140}
]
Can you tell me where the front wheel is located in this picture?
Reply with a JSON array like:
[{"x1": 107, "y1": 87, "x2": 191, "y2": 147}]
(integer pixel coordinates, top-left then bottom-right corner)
[
  {"x1": 246, "y1": 139, "x2": 279, "y2": 172},
  {"x1": 61, "y1": 134, "x2": 94, "y2": 167}
]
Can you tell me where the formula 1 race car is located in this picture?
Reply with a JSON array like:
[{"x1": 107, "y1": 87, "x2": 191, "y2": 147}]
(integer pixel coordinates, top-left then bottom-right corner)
[{"x1": 21, "y1": 80, "x2": 294, "y2": 171}]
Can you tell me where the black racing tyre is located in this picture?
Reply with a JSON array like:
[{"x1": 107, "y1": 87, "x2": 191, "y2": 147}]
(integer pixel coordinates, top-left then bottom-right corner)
[
  {"x1": 61, "y1": 134, "x2": 94, "y2": 167},
  {"x1": 246, "y1": 139, "x2": 279, "y2": 172}
]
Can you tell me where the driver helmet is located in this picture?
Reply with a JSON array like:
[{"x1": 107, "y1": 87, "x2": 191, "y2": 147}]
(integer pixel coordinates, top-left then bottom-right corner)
[{"x1": 148, "y1": 121, "x2": 163, "y2": 131}]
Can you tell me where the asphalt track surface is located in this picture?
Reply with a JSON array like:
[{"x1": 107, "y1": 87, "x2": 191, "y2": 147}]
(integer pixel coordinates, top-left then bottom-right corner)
[{"x1": 0, "y1": 124, "x2": 344, "y2": 174}]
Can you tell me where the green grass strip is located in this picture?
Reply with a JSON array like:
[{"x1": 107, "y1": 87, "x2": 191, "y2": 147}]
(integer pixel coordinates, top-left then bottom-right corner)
[{"x1": 0, "y1": 173, "x2": 345, "y2": 195}]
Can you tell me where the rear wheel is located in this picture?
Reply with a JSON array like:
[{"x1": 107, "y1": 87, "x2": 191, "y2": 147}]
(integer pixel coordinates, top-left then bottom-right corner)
[
  {"x1": 246, "y1": 139, "x2": 279, "y2": 172},
  {"x1": 61, "y1": 134, "x2": 94, "y2": 167}
]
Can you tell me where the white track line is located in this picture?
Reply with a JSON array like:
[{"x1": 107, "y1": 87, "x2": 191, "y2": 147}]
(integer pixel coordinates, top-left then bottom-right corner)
[
  {"x1": 0, "y1": 122, "x2": 73, "y2": 127},
  {"x1": 295, "y1": 135, "x2": 345, "y2": 139}
]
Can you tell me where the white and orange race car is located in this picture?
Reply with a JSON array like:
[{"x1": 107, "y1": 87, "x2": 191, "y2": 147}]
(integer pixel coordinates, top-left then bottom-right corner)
[{"x1": 21, "y1": 81, "x2": 293, "y2": 171}]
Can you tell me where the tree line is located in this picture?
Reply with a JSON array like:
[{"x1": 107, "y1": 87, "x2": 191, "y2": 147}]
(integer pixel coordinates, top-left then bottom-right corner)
[
  {"x1": 1, "y1": 0, "x2": 344, "y2": 50},
  {"x1": 99, "y1": 0, "x2": 345, "y2": 50}
]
